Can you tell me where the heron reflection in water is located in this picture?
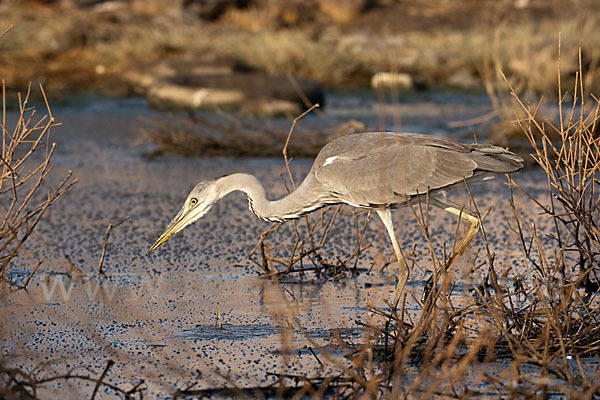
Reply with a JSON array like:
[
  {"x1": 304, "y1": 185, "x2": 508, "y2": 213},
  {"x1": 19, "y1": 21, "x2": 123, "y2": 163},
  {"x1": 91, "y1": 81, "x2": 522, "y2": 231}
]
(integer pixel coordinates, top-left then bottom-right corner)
[{"x1": 148, "y1": 132, "x2": 523, "y2": 306}]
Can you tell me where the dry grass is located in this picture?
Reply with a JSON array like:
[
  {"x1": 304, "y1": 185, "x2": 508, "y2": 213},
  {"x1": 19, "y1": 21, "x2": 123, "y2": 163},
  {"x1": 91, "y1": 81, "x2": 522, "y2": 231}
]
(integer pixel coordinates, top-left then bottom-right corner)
[
  {"x1": 482, "y1": 31, "x2": 597, "y2": 153},
  {"x1": 0, "y1": 2, "x2": 599, "y2": 94},
  {"x1": 202, "y1": 11, "x2": 600, "y2": 92}
]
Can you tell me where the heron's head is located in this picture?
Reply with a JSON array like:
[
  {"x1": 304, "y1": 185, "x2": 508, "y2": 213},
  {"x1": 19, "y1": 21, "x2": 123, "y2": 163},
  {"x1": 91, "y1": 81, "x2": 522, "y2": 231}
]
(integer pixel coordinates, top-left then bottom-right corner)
[{"x1": 148, "y1": 180, "x2": 219, "y2": 253}]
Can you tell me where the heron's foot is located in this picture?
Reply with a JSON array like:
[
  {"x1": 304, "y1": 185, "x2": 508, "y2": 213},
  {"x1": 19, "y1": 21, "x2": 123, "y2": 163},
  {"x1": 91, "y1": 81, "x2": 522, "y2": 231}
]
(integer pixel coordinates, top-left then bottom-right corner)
[
  {"x1": 391, "y1": 266, "x2": 409, "y2": 308},
  {"x1": 452, "y1": 216, "x2": 480, "y2": 257},
  {"x1": 422, "y1": 245, "x2": 468, "y2": 304},
  {"x1": 421, "y1": 257, "x2": 453, "y2": 304}
]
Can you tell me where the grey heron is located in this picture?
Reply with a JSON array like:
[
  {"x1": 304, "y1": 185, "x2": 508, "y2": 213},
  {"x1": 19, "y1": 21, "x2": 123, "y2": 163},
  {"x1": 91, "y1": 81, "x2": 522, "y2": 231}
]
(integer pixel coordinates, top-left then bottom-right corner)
[{"x1": 148, "y1": 132, "x2": 523, "y2": 306}]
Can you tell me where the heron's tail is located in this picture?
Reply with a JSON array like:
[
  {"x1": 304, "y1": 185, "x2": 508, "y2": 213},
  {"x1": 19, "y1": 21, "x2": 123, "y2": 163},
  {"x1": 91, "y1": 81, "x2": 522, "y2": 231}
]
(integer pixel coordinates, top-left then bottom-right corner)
[{"x1": 469, "y1": 144, "x2": 524, "y2": 173}]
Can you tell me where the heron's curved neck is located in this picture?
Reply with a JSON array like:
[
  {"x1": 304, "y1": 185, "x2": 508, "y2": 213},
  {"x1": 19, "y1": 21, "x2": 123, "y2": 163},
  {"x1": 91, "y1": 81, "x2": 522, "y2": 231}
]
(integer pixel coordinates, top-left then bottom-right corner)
[{"x1": 215, "y1": 173, "x2": 323, "y2": 222}]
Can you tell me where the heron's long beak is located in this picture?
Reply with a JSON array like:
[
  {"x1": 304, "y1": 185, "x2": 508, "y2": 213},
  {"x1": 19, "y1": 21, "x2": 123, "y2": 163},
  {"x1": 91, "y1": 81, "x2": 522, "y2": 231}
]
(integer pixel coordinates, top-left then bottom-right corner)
[{"x1": 148, "y1": 205, "x2": 201, "y2": 253}]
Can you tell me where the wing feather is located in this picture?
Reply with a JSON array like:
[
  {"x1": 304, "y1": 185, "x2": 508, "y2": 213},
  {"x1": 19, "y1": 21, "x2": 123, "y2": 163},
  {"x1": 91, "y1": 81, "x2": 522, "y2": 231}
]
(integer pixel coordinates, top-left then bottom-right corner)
[
  {"x1": 315, "y1": 141, "x2": 476, "y2": 206},
  {"x1": 310, "y1": 132, "x2": 523, "y2": 207}
]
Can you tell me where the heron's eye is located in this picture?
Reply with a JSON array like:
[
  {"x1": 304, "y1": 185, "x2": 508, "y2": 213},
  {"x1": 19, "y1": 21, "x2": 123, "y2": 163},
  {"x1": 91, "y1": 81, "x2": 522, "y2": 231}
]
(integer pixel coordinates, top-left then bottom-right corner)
[{"x1": 189, "y1": 198, "x2": 198, "y2": 206}]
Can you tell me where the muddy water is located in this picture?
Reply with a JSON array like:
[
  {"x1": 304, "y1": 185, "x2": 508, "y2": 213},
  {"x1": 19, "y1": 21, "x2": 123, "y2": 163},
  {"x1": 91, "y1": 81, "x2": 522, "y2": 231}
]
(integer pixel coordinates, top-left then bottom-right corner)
[{"x1": 1, "y1": 94, "x2": 550, "y2": 398}]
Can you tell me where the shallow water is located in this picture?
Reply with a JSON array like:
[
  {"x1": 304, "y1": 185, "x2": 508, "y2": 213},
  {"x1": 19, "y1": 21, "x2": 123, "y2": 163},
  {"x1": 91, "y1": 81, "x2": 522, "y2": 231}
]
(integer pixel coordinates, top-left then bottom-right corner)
[{"x1": 1, "y1": 92, "x2": 555, "y2": 398}]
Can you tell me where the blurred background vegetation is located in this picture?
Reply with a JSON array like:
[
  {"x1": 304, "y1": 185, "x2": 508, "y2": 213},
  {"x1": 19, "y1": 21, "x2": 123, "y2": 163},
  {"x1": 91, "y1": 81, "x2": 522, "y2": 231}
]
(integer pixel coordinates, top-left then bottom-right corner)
[{"x1": 0, "y1": 0, "x2": 598, "y2": 97}]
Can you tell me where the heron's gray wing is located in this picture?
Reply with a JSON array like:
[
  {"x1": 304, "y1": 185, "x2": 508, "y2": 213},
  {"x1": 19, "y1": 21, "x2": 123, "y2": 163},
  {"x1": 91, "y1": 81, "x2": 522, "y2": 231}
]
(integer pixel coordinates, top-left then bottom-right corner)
[
  {"x1": 468, "y1": 144, "x2": 524, "y2": 172},
  {"x1": 314, "y1": 141, "x2": 477, "y2": 207}
]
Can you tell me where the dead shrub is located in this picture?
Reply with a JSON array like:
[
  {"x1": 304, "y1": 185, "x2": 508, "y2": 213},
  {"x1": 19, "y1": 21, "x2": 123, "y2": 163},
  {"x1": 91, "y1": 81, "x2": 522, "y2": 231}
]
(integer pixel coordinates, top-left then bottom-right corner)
[{"x1": 0, "y1": 82, "x2": 76, "y2": 285}]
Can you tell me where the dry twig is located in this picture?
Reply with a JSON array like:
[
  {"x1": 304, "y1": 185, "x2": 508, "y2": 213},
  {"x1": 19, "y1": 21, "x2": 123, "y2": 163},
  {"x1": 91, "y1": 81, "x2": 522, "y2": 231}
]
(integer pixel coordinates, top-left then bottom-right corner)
[{"x1": 98, "y1": 216, "x2": 130, "y2": 276}]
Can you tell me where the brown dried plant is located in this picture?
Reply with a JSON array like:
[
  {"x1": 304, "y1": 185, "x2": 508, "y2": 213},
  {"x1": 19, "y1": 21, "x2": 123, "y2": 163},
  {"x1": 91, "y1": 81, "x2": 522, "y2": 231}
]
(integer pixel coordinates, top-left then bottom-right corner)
[
  {"x1": 352, "y1": 47, "x2": 600, "y2": 398},
  {"x1": 0, "y1": 82, "x2": 76, "y2": 285},
  {"x1": 505, "y1": 50, "x2": 600, "y2": 297}
]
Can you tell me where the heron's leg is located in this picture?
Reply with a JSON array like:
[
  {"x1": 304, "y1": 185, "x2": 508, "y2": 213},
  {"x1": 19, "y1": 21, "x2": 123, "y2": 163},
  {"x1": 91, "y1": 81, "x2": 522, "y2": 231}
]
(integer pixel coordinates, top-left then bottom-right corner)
[
  {"x1": 429, "y1": 197, "x2": 480, "y2": 260},
  {"x1": 376, "y1": 208, "x2": 408, "y2": 308},
  {"x1": 420, "y1": 198, "x2": 480, "y2": 304}
]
